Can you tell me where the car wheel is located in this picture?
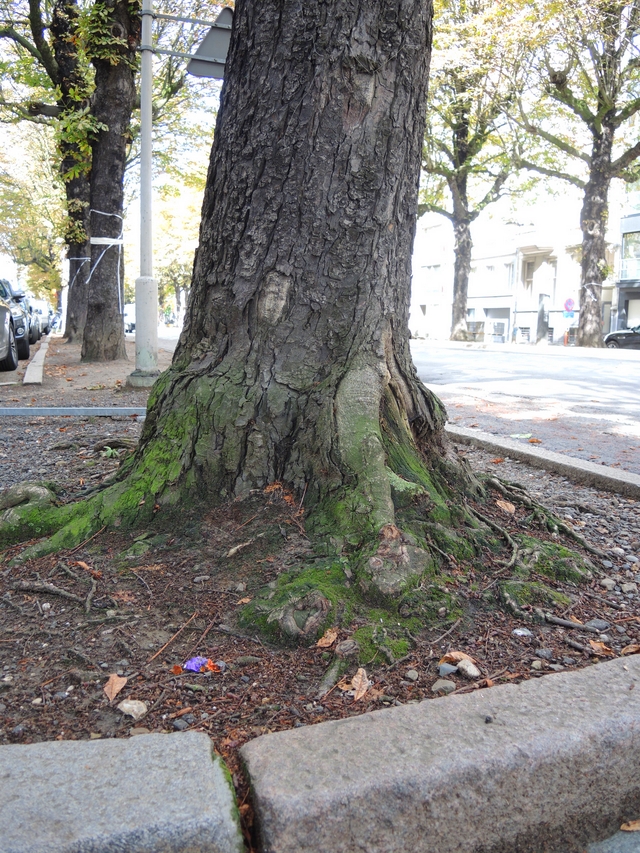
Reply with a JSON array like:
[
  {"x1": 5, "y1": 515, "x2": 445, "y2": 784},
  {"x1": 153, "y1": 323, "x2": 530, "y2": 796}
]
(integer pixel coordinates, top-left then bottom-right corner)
[
  {"x1": 16, "y1": 333, "x2": 30, "y2": 360},
  {"x1": 0, "y1": 325, "x2": 19, "y2": 371},
  {"x1": 29, "y1": 324, "x2": 38, "y2": 345},
  {"x1": 606, "y1": 340, "x2": 620, "y2": 348}
]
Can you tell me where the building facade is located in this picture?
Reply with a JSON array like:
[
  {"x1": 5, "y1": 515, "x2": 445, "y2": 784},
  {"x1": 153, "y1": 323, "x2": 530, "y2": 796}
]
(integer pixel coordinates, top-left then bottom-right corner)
[{"x1": 410, "y1": 193, "x2": 622, "y2": 344}]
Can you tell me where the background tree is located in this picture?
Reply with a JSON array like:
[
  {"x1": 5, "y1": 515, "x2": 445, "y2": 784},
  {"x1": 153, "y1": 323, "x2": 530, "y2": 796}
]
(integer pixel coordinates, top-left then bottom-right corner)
[
  {"x1": 420, "y1": 0, "x2": 532, "y2": 341},
  {"x1": 0, "y1": 126, "x2": 65, "y2": 298},
  {"x1": 515, "y1": 0, "x2": 640, "y2": 347},
  {"x1": 0, "y1": 0, "x2": 225, "y2": 355}
]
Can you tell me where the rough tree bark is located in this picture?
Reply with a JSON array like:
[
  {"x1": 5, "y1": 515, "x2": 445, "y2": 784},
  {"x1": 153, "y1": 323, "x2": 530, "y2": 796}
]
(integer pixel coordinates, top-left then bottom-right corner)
[
  {"x1": 576, "y1": 124, "x2": 614, "y2": 349},
  {"x1": 81, "y1": 0, "x2": 139, "y2": 362},
  {"x1": 450, "y1": 214, "x2": 473, "y2": 341},
  {"x1": 137, "y1": 0, "x2": 445, "y2": 528},
  {"x1": 1, "y1": 0, "x2": 596, "y2": 644},
  {"x1": 51, "y1": 0, "x2": 92, "y2": 344}
]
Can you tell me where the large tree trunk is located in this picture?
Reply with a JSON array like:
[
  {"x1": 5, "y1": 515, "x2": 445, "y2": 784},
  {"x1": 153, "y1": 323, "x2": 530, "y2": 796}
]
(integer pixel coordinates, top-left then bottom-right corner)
[
  {"x1": 81, "y1": 0, "x2": 139, "y2": 362},
  {"x1": 450, "y1": 217, "x2": 472, "y2": 341},
  {"x1": 576, "y1": 123, "x2": 614, "y2": 348},
  {"x1": 129, "y1": 0, "x2": 451, "y2": 542}
]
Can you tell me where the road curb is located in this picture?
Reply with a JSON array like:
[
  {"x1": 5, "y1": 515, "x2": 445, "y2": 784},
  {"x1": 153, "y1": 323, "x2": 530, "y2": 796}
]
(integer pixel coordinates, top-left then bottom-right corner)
[
  {"x1": 0, "y1": 407, "x2": 147, "y2": 417},
  {"x1": 22, "y1": 335, "x2": 50, "y2": 385},
  {"x1": 242, "y1": 656, "x2": 640, "y2": 853},
  {"x1": 446, "y1": 424, "x2": 640, "y2": 498},
  {"x1": 0, "y1": 731, "x2": 244, "y2": 853}
]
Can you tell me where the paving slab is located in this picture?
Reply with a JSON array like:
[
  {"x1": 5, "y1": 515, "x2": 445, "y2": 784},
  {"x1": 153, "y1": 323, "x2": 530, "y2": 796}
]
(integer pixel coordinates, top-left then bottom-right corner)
[
  {"x1": 446, "y1": 424, "x2": 640, "y2": 498},
  {"x1": 0, "y1": 731, "x2": 244, "y2": 853},
  {"x1": 242, "y1": 656, "x2": 640, "y2": 853}
]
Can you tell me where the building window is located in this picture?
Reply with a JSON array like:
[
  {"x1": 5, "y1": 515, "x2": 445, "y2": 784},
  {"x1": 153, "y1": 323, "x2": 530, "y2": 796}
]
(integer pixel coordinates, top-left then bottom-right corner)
[
  {"x1": 505, "y1": 262, "x2": 515, "y2": 290},
  {"x1": 524, "y1": 260, "x2": 535, "y2": 289},
  {"x1": 621, "y1": 232, "x2": 640, "y2": 280}
]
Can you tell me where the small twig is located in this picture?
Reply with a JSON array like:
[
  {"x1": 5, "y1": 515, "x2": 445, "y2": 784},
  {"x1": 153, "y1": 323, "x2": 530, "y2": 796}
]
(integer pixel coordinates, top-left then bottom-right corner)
[
  {"x1": 544, "y1": 612, "x2": 599, "y2": 632},
  {"x1": 11, "y1": 580, "x2": 84, "y2": 604},
  {"x1": 554, "y1": 520, "x2": 607, "y2": 558},
  {"x1": 298, "y1": 482, "x2": 308, "y2": 510},
  {"x1": 429, "y1": 618, "x2": 462, "y2": 647},
  {"x1": 213, "y1": 624, "x2": 266, "y2": 645},
  {"x1": 565, "y1": 637, "x2": 591, "y2": 654},
  {"x1": 84, "y1": 578, "x2": 97, "y2": 613},
  {"x1": 1, "y1": 594, "x2": 24, "y2": 614},
  {"x1": 130, "y1": 570, "x2": 152, "y2": 595},
  {"x1": 582, "y1": 589, "x2": 626, "y2": 611},
  {"x1": 67, "y1": 526, "x2": 106, "y2": 555},
  {"x1": 614, "y1": 615, "x2": 640, "y2": 624},
  {"x1": 147, "y1": 611, "x2": 198, "y2": 663},
  {"x1": 185, "y1": 619, "x2": 217, "y2": 659},
  {"x1": 385, "y1": 652, "x2": 414, "y2": 672}
]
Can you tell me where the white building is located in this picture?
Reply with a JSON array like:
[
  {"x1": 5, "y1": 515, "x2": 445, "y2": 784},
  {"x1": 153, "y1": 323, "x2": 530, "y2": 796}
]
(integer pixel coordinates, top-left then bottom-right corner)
[{"x1": 410, "y1": 187, "x2": 628, "y2": 344}]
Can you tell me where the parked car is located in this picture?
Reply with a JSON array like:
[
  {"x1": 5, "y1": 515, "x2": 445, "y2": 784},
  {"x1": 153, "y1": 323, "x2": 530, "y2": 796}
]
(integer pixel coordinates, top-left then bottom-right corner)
[
  {"x1": 0, "y1": 291, "x2": 19, "y2": 371},
  {"x1": 124, "y1": 303, "x2": 135, "y2": 333},
  {"x1": 604, "y1": 325, "x2": 640, "y2": 348},
  {"x1": 25, "y1": 298, "x2": 42, "y2": 345},
  {"x1": 0, "y1": 279, "x2": 30, "y2": 359},
  {"x1": 30, "y1": 299, "x2": 54, "y2": 334}
]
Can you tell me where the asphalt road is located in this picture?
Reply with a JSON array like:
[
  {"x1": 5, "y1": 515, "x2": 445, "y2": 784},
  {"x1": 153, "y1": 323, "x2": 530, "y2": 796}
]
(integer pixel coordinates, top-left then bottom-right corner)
[{"x1": 410, "y1": 341, "x2": 640, "y2": 475}]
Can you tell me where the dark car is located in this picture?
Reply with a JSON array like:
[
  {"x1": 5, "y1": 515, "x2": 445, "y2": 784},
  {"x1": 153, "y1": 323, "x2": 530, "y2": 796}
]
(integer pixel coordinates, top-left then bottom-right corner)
[
  {"x1": 0, "y1": 279, "x2": 30, "y2": 359},
  {"x1": 604, "y1": 325, "x2": 640, "y2": 348},
  {"x1": 25, "y1": 298, "x2": 42, "y2": 344},
  {"x1": 0, "y1": 292, "x2": 19, "y2": 371}
]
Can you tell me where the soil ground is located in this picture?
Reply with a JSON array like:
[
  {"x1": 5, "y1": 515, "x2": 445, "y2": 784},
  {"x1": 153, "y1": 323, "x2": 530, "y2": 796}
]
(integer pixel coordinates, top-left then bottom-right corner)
[{"x1": 1, "y1": 335, "x2": 639, "y2": 851}]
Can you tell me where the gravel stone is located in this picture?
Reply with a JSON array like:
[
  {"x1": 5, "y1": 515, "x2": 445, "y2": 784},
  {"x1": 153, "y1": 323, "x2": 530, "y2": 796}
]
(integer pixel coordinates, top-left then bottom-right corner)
[
  {"x1": 584, "y1": 620, "x2": 610, "y2": 632},
  {"x1": 431, "y1": 679, "x2": 456, "y2": 695}
]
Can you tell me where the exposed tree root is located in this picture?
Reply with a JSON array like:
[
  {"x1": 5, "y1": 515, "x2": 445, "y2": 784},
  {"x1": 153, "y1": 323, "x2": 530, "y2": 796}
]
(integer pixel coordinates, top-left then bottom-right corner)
[{"x1": 482, "y1": 475, "x2": 607, "y2": 558}]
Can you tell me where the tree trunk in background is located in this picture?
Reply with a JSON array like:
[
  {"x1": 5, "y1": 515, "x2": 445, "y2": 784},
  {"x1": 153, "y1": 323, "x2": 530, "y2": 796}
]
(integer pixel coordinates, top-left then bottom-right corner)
[
  {"x1": 126, "y1": 0, "x2": 453, "y2": 543},
  {"x1": 450, "y1": 217, "x2": 472, "y2": 341},
  {"x1": 51, "y1": 0, "x2": 91, "y2": 343},
  {"x1": 81, "y1": 0, "x2": 139, "y2": 361},
  {"x1": 576, "y1": 125, "x2": 614, "y2": 349}
]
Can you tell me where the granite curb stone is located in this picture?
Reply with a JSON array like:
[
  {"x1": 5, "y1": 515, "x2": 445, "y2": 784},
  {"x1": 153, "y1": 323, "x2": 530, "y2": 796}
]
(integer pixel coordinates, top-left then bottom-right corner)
[
  {"x1": 241, "y1": 656, "x2": 640, "y2": 853},
  {"x1": 0, "y1": 731, "x2": 244, "y2": 853},
  {"x1": 22, "y1": 334, "x2": 50, "y2": 385}
]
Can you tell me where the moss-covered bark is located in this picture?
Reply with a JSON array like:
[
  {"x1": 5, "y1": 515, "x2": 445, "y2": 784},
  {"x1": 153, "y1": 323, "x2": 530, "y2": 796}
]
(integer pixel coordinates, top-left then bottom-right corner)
[{"x1": 1, "y1": 0, "x2": 596, "y2": 644}]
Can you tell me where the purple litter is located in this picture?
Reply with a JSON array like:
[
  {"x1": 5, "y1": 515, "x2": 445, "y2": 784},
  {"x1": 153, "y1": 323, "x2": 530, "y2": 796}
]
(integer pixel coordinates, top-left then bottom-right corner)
[{"x1": 184, "y1": 656, "x2": 208, "y2": 672}]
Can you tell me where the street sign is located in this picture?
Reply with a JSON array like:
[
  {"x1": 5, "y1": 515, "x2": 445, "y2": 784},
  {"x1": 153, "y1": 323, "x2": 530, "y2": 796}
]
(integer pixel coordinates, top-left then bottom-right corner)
[
  {"x1": 563, "y1": 311, "x2": 575, "y2": 318},
  {"x1": 187, "y1": 7, "x2": 234, "y2": 78},
  {"x1": 564, "y1": 298, "x2": 575, "y2": 312}
]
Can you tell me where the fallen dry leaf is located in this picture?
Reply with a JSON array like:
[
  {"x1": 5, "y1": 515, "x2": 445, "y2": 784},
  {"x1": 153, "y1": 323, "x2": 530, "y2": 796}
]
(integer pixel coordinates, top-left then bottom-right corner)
[
  {"x1": 439, "y1": 651, "x2": 477, "y2": 665},
  {"x1": 496, "y1": 499, "x2": 515, "y2": 515},
  {"x1": 236, "y1": 597, "x2": 252, "y2": 605},
  {"x1": 568, "y1": 615, "x2": 583, "y2": 625},
  {"x1": 171, "y1": 664, "x2": 182, "y2": 675},
  {"x1": 589, "y1": 640, "x2": 616, "y2": 657},
  {"x1": 117, "y1": 699, "x2": 147, "y2": 720},
  {"x1": 490, "y1": 458, "x2": 504, "y2": 464},
  {"x1": 74, "y1": 561, "x2": 91, "y2": 572},
  {"x1": 103, "y1": 673, "x2": 127, "y2": 702},
  {"x1": 351, "y1": 668, "x2": 370, "y2": 702},
  {"x1": 316, "y1": 627, "x2": 339, "y2": 648},
  {"x1": 621, "y1": 644, "x2": 640, "y2": 656},
  {"x1": 528, "y1": 438, "x2": 542, "y2": 444},
  {"x1": 621, "y1": 820, "x2": 640, "y2": 832}
]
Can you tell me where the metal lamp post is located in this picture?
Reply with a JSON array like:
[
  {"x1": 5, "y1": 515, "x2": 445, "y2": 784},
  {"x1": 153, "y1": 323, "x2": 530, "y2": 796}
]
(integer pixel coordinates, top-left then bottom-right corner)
[{"x1": 127, "y1": 2, "x2": 232, "y2": 388}]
